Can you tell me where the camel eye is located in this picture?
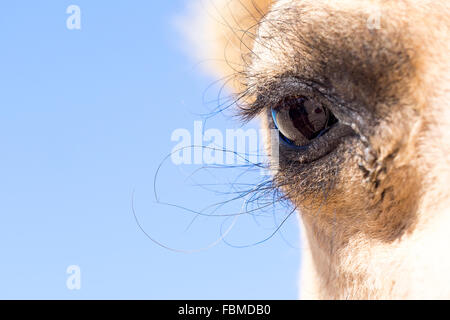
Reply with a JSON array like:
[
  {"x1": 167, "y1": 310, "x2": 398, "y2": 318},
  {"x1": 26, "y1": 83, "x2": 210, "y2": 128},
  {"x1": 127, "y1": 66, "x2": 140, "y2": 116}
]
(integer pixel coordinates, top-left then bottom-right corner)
[{"x1": 271, "y1": 96, "x2": 338, "y2": 146}]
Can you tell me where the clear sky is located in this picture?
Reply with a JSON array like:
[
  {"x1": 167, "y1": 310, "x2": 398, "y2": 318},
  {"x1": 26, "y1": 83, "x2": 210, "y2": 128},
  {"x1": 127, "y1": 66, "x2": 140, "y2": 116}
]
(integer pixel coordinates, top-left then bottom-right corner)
[{"x1": 0, "y1": 0, "x2": 300, "y2": 299}]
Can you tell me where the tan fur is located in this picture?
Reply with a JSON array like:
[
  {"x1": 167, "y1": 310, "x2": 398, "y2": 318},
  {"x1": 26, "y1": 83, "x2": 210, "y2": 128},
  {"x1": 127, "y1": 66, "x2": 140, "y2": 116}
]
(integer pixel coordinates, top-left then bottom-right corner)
[
  {"x1": 189, "y1": 0, "x2": 450, "y2": 299},
  {"x1": 182, "y1": 0, "x2": 272, "y2": 90}
]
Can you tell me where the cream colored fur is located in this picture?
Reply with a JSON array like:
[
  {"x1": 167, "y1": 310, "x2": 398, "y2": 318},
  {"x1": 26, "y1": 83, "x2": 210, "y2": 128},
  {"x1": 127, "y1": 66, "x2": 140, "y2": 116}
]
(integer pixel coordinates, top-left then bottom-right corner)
[{"x1": 188, "y1": 0, "x2": 450, "y2": 299}]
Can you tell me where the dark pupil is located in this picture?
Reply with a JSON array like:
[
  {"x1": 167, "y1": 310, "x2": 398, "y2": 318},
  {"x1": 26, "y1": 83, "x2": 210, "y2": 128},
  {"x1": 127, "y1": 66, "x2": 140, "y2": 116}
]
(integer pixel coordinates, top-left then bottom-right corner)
[{"x1": 286, "y1": 97, "x2": 336, "y2": 140}]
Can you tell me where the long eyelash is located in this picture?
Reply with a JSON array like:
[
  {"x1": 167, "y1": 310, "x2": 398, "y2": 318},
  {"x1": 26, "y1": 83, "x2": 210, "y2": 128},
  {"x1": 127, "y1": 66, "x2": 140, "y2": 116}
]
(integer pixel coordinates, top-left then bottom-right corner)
[
  {"x1": 234, "y1": 74, "x2": 335, "y2": 123},
  {"x1": 130, "y1": 142, "x2": 300, "y2": 253},
  {"x1": 136, "y1": 1, "x2": 356, "y2": 252},
  {"x1": 133, "y1": 121, "x2": 338, "y2": 253}
]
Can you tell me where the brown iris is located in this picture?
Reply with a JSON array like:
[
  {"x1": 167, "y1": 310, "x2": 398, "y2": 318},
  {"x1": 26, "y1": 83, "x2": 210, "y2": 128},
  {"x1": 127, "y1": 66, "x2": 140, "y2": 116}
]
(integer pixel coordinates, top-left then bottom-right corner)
[{"x1": 272, "y1": 96, "x2": 338, "y2": 146}]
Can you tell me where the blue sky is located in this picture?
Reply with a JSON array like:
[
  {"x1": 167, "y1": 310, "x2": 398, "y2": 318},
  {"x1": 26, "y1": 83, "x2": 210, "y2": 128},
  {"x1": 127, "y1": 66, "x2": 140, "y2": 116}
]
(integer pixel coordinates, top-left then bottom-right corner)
[{"x1": 0, "y1": 1, "x2": 300, "y2": 299}]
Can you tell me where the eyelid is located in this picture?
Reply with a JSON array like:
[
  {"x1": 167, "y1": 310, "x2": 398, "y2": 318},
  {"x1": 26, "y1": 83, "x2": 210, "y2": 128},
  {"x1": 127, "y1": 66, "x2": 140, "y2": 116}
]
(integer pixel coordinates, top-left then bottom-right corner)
[{"x1": 241, "y1": 76, "x2": 348, "y2": 123}]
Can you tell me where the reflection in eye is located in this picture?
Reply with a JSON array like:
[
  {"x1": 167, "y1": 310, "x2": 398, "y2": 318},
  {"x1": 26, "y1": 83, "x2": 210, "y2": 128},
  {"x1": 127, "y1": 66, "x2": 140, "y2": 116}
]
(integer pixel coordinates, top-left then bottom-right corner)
[{"x1": 271, "y1": 96, "x2": 338, "y2": 146}]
